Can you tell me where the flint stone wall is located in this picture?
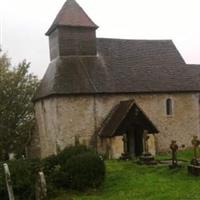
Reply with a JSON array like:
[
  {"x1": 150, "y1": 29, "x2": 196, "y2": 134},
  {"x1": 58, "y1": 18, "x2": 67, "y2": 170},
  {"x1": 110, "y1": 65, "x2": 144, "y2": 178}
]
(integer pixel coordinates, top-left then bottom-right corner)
[{"x1": 32, "y1": 93, "x2": 200, "y2": 158}]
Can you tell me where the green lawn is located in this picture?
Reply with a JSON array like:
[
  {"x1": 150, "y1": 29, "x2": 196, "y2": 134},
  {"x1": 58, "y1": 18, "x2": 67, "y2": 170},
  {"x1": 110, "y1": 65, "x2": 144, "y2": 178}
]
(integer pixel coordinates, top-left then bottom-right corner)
[{"x1": 52, "y1": 150, "x2": 200, "y2": 200}]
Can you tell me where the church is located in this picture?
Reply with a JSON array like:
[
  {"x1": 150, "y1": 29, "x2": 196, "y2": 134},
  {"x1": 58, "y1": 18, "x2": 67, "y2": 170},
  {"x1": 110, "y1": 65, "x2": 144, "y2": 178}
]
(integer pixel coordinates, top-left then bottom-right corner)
[{"x1": 31, "y1": 0, "x2": 200, "y2": 159}]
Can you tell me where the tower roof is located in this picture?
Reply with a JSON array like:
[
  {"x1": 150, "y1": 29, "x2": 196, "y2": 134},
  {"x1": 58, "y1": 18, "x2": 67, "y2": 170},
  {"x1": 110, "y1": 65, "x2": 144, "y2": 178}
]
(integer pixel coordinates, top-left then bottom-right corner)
[{"x1": 46, "y1": 0, "x2": 98, "y2": 35}]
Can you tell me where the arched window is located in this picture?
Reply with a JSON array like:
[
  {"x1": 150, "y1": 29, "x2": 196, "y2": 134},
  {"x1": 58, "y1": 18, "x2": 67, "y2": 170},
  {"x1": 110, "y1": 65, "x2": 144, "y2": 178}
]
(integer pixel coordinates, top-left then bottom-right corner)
[{"x1": 166, "y1": 98, "x2": 173, "y2": 115}]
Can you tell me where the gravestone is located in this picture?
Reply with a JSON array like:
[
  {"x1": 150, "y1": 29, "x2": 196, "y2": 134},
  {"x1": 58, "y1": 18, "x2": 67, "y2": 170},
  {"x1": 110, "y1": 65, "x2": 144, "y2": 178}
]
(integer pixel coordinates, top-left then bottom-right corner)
[
  {"x1": 35, "y1": 171, "x2": 47, "y2": 200},
  {"x1": 3, "y1": 163, "x2": 15, "y2": 200},
  {"x1": 188, "y1": 136, "x2": 200, "y2": 176},
  {"x1": 169, "y1": 140, "x2": 181, "y2": 169}
]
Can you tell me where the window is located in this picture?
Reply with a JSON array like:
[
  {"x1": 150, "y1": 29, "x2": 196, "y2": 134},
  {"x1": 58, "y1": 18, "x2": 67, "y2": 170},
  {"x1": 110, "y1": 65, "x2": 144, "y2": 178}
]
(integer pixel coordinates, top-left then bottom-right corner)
[{"x1": 166, "y1": 98, "x2": 173, "y2": 116}]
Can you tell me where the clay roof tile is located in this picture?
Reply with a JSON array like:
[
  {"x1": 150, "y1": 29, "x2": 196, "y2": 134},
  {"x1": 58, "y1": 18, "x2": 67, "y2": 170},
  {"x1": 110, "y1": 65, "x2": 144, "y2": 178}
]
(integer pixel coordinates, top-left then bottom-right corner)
[{"x1": 46, "y1": 0, "x2": 98, "y2": 35}]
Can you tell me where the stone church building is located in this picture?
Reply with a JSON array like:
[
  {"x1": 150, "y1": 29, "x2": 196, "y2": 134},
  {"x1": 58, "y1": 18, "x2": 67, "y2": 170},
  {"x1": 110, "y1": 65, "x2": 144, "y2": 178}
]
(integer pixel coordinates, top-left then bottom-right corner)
[{"x1": 31, "y1": 0, "x2": 200, "y2": 159}]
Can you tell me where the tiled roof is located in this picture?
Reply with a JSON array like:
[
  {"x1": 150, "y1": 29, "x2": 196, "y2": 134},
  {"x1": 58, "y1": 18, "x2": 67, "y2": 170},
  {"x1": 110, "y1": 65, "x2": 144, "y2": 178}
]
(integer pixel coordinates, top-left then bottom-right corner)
[
  {"x1": 98, "y1": 100, "x2": 159, "y2": 138},
  {"x1": 97, "y1": 38, "x2": 185, "y2": 66},
  {"x1": 46, "y1": 0, "x2": 98, "y2": 35},
  {"x1": 33, "y1": 39, "x2": 200, "y2": 101}
]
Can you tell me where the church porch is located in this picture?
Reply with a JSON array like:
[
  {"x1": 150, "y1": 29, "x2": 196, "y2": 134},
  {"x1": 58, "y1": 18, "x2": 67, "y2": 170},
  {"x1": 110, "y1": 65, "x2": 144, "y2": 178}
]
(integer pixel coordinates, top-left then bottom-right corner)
[{"x1": 98, "y1": 100, "x2": 159, "y2": 159}]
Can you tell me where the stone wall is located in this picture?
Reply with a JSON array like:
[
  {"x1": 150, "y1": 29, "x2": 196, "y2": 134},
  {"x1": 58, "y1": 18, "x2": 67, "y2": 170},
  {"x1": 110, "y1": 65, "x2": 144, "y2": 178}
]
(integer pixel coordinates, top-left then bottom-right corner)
[
  {"x1": 95, "y1": 93, "x2": 200, "y2": 155},
  {"x1": 33, "y1": 93, "x2": 200, "y2": 158},
  {"x1": 34, "y1": 96, "x2": 95, "y2": 158}
]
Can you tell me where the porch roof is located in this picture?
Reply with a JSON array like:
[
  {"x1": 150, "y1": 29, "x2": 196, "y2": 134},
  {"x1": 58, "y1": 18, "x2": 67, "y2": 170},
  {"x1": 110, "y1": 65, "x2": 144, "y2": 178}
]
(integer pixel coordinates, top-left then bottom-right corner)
[{"x1": 98, "y1": 100, "x2": 159, "y2": 138}]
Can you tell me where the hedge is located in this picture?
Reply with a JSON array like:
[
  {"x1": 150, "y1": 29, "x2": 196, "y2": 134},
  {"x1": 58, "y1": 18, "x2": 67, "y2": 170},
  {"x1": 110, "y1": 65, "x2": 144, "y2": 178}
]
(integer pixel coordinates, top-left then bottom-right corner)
[
  {"x1": 0, "y1": 145, "x2": 106, "y2": 199},
  {"x1": 0, "y1": 159, "x2": 40, "y2": 200},
  {"x1": 63, "y1": 152, "x2": 106, "y2": 191}
]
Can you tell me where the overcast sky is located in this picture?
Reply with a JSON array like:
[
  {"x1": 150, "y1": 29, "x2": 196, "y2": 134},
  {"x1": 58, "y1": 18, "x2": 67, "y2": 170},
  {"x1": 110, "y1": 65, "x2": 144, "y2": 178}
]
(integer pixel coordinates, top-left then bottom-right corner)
[{"x1": 1, "y1": 0, "x2": 200, "y2": 78}]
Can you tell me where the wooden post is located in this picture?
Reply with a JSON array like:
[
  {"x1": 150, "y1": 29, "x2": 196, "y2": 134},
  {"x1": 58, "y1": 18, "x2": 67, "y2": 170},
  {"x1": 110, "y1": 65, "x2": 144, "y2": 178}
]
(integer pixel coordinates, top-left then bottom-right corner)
[
  {"x1": 3, "y1": 163, "x2": 15, "y2": 200},
  {"x1": 36, "y1": 171, "x2": 47, "y2": 200}
]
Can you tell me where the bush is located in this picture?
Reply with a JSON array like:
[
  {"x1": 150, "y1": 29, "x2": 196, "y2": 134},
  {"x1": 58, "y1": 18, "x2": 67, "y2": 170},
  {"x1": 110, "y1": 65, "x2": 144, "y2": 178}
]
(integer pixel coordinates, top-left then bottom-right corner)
[
  {"x1": 42, "y1": 155, "x2": 64, "y2": 197},
  {"x1": 0, "y1": 163, "x2": 7, "y2": 200},
  {"x1": 0, "y1": 145, "x2": 106, "y2": 199},
  {"x1": 42, "y1": 145, "x2": 94, "y2": 188},
  {"x1": 42, "y1": 145, "x2": 105, "y2": 192},
  {"x1": 57, "y1": 145, "x2": 94, "y2": 165},
  {"x1": 0, "y1": 159, "x2": 40, "y2": 200},
  {"x1": 42, "y1": 145, "x2": 94, "y2": 178},
  {"x1": 42, "y1": 154, "x2": 59, "y2": 176},
  {"x1": 63, "y1": 152, "x2": 106, "y2": 191}
]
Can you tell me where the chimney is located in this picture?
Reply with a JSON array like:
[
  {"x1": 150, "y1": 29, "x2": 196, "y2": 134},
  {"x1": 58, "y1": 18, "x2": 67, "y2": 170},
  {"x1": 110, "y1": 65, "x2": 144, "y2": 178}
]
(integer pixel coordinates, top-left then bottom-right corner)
[{"x1": 46, "y1": 0, "x2": 98, "y2": 61}]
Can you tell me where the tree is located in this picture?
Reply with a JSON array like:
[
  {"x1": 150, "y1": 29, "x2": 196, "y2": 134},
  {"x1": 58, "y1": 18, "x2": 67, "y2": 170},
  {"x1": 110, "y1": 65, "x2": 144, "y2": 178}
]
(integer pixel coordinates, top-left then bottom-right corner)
[{"x1": 0, "y1": 50, "x2": 39, "y2": 160}]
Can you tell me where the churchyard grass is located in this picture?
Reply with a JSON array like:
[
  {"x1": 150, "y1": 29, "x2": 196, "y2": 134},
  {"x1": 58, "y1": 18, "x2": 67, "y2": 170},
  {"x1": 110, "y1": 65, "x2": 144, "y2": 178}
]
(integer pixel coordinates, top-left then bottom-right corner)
[{"x1": 52, "y1": 149, "x2": 200, "y2": 200}]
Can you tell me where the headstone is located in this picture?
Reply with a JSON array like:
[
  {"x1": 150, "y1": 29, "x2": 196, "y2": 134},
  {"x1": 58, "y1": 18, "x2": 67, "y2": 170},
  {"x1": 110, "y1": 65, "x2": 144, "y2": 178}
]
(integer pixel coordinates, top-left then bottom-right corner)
[
  {"x1": 169, "y1": 140, "x2": 181, "y2": 169},
  {"x1": 188, "y1": 136, "x2": 200, "y2": 176},
  {"x1": 191, "y1": 135, "x2": 200, "y2": 160},
  {"x1": 188, "y1": 165, "x2": 200, "y2": 176},
  {"x1": 3, "y1": 163, "x2": 15, "y2": 200},
  {"x1": 8, "y1": 153, "x2": 15, "y2": 160},
  {"x1": 35, "y1": 171, "x2": 47, "y2": 200}
]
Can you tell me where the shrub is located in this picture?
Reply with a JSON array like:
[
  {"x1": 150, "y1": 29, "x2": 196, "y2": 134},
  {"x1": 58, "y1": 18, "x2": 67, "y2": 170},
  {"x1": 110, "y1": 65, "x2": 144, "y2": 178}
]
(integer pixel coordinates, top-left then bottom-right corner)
[
  {"x1": 63, "y1": 152, "x2": 106, "y2": 191},
  {"x1": 42, "y1": 145, "x2": 94, "y2": 176},
  {"x1": 42, "y1": 145, "x2": 105, "y2": 192},
  {"x1": 0, "y1": 163, "x2": 7, "y2": 200},
  {"x1": 42, "y1": 155, "x2": 64, "y2": 196},
  {"x1": 0, "y1": 145, "x2": 106, "y2": 199},
  {"x1": 56, "y1": 145, "x2": 94, "y2": 165},
  {"x1": 42, "y1": 145, "x2": 97, "y2": 189},
  {"x1": 42, "y1": 154, "x2": 59, "y2": 176},
  {"x1": 0, "y1": 159, "x2": 40, "y2": 200}
]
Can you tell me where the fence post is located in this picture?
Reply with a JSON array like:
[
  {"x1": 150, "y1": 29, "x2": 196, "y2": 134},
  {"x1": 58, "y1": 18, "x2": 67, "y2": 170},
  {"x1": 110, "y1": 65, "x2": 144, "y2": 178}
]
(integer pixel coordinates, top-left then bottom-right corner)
[
  {"x1": 3, "y1": 163, "x2": 15, "y2": 200},
  {"x1": 36, "y1": 171, "x2": 47, "y2": 200}
]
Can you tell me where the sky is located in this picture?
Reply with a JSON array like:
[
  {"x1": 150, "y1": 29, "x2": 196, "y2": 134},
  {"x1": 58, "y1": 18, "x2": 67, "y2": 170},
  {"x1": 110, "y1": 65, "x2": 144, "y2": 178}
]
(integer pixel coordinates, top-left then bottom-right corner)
[{"x1": 0, "y1": 0, "x2": 200, "y2": 78}]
